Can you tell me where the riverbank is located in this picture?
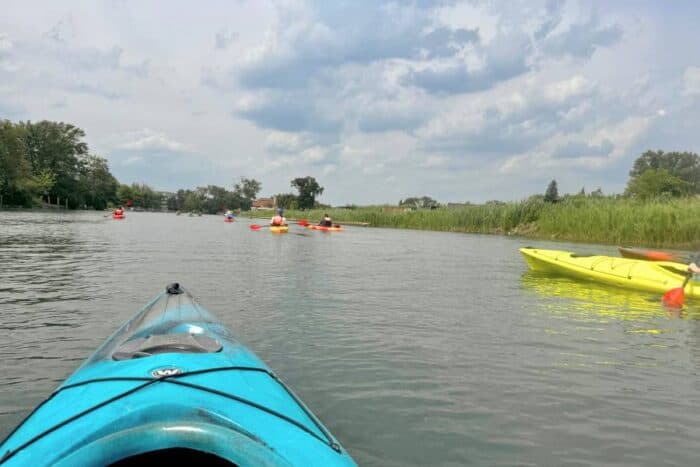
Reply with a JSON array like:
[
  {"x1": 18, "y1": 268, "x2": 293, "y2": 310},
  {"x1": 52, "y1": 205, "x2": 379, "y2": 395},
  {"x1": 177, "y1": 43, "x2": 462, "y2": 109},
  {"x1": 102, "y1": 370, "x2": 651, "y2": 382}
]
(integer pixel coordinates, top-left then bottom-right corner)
[{"x1": 243, "y1": 197, "x2": 700, "y2": 249}]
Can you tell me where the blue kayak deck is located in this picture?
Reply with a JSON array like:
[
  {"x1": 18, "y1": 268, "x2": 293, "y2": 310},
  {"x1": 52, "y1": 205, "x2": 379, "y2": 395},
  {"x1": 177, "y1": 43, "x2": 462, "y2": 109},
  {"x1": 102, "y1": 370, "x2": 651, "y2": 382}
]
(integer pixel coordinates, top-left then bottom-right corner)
[{"x1": 0, "y1": 284, "x2": 356, "y2": 467}]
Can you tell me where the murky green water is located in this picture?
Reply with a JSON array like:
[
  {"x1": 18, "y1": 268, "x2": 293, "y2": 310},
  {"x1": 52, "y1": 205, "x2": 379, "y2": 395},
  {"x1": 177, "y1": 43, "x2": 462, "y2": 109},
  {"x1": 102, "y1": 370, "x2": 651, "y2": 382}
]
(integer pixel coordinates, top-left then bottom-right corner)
[{"x1": 1, "y1": 210, "x2": 699, "y2": 466}]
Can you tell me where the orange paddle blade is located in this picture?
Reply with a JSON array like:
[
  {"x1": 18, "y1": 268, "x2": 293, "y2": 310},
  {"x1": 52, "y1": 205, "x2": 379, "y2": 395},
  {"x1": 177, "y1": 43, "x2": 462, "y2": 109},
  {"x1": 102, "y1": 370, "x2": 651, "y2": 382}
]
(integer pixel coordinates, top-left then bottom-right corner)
[
  {"x1": 249, "y1": 224, "x2": 262, "y2": 230},
  {"x1": 663, "y1": 272, "x2": 692, "y2": 308},
  {"x1": 663, "y1": 287, "x2": 685, "y2": 308},
  {"x1": 296, "y1": 219, "x2": 309, "y2": 226}
]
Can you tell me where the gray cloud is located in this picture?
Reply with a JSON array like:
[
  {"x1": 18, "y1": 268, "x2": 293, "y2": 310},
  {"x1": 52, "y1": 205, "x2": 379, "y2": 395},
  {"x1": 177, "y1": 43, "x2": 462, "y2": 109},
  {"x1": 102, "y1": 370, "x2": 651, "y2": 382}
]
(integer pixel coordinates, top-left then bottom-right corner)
[
  {"x1": 236, "y1": 2, "x2": 478, "y2": 91},
  {"x1": 420, "y1": 79, "x2": 599, "y2": 158},
  {"x1": 542, "y1": 15, "x2": 623, "y2": 58},
  {"x1": 404, "y1": 31, "x2": 532, "y2": 94},
  {"x1": 551, "y1": 139, "x2": 615, "y2": 159},
  {"x1": 534, "y1": 0, "x2": 565, "y2": 40},
  {"x1": 237, "y1": 93, "x2": 343, "y2": 133}
]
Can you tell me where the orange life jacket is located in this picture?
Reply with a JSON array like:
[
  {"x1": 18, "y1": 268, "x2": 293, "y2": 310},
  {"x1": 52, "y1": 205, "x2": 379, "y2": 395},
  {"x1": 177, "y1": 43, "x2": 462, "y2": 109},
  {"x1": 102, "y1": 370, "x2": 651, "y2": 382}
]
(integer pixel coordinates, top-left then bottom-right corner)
[{"x1": 272, "y1": 215, "x2": 283, "y2": 225}]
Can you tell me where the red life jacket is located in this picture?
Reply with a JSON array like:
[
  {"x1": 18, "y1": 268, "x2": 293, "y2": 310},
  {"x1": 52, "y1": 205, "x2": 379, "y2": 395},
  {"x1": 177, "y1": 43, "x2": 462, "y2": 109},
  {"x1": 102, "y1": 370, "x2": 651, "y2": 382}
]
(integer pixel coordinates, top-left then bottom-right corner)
[{"x1": 272, "y1": 215, "x2": 283, "y2": 225}]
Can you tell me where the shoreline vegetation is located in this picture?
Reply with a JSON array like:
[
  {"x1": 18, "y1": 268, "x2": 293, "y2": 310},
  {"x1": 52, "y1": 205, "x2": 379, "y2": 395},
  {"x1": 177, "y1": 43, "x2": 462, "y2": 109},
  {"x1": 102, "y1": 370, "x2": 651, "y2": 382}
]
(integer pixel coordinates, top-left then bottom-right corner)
[{"x1": 243, "y1": 197, "x2": 700, "y2": 250}]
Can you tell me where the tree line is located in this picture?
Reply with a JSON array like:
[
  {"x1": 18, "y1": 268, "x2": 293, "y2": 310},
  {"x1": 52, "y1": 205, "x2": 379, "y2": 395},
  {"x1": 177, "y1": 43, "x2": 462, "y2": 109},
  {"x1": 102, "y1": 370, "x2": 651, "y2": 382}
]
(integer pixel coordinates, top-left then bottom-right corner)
[
  {"x1": 541, "y1": 150, "x2": 700, "y2": 203},
  {"x1": 0, "y1": 120, "x2": 120, "y2": 209},
  {"x1": 0, "y1": 118, "x2": 330, "y2": 212}
]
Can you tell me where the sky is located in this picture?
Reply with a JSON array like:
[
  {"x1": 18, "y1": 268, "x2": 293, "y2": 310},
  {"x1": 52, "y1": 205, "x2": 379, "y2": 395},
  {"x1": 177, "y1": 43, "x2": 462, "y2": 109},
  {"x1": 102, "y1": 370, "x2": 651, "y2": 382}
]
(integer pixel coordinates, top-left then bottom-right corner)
[{"x1": 1, "y1": 0, "x2": 699, "y2": 205}]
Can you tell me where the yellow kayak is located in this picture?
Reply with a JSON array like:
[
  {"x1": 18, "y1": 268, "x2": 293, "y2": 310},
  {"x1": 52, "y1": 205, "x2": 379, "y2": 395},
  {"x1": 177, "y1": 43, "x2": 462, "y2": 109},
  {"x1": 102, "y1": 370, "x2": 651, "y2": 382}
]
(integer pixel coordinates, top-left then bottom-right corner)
[
  {"x1": 520, "y1": 247, "x2": 699, "y2": 297},
  {"x1": 270, "y1": 225, "x2": 289, "y2": 233}
]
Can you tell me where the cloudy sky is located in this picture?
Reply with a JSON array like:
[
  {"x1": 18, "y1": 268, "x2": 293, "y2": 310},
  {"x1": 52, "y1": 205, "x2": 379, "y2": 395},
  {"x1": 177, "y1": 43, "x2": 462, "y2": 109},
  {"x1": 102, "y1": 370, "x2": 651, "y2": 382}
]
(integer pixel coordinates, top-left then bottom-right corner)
[{"x1": 1, "y1": 1, "x2": 699, "y2": 204}]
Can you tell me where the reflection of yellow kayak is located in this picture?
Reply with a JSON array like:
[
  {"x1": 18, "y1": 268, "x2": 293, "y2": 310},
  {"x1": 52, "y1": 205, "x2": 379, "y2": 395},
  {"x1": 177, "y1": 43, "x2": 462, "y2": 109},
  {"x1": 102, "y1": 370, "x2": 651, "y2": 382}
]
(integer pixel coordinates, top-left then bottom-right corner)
[
  {"x1": 270, "y1": 225, "x2": 289, "y2": 233},
  {"x1": 520, "y1": 247, "x2": 699, "y2": 297},
  {"x1": 520, "y1": 270, "x2": 700, "y2": 322}
]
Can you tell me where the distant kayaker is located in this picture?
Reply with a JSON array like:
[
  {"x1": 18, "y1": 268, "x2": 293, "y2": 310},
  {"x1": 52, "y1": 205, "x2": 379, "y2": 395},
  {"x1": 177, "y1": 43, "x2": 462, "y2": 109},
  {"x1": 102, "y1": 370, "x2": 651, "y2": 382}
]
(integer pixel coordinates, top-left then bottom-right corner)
[
  {"x1": 319, "y1": 213, "x2": 332, "y2": 227},
  {"x1": 114, "y1": 206, "x2": 124, "y2": 216},
  {"x1": 224, "y1": 209, "x2": 235, "y2": 219},
  {"x1": 270, "y1": 208, "x2": 287, "y2": 226}
]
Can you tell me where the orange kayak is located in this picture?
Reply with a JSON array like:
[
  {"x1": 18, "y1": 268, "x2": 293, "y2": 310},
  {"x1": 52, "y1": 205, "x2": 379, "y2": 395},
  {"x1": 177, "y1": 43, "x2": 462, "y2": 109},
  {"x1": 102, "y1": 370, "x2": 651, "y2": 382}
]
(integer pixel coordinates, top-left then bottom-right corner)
[
  {"x1": 306, "y1": 225, "x2": 343, "y2": 232},
  {"x1": 618, "y1": 247, "x2": 686, "y2": 263}
]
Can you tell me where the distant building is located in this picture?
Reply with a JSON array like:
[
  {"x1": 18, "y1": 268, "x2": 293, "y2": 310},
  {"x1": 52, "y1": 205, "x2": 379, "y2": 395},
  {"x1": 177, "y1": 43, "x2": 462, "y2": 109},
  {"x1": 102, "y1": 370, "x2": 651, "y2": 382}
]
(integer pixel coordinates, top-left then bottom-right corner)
[{"x1": 251, "y1": 197, "x2": 276, "y2": 210}]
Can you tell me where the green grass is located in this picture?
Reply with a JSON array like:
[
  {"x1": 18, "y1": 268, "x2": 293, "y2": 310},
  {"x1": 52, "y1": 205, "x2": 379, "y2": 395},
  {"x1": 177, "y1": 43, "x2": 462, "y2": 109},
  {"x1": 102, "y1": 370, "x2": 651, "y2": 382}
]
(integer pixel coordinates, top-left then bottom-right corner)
[{"x1": 243, "y1": 197, "x2": 700, "y2": 248}]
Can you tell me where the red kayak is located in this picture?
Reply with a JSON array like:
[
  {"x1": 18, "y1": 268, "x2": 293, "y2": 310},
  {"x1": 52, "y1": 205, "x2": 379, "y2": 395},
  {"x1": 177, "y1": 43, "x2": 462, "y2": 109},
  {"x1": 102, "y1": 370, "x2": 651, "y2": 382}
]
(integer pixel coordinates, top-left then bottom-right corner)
[
  {"x1": 224, "y1": 217, "x2": 234, "y2": 223},
  {"x1": 112, "y1": 213, "x2": 125, "y2": 220},
  {"x1": 618, "y1": 246, "x2": 685, "y2": 263}
]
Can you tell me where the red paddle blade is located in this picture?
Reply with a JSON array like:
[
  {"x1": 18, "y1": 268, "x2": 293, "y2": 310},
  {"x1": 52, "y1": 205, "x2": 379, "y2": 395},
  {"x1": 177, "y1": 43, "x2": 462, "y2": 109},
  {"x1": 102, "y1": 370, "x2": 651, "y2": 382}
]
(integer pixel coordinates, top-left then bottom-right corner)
[
  {"x1": 249, "y1": 224, "x2": 262, "y2": 230},
  {"x1": 663, "y1": 287, "x2": 685, "y2": 308},
  {"x1": 296, "y1": 219, "x2": 309, "y2": 226}
]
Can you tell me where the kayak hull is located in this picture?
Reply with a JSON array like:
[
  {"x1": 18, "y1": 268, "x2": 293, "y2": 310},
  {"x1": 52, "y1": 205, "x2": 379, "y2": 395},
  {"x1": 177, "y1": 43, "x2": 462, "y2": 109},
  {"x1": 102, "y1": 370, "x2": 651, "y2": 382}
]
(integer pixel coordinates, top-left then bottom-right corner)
[
  {"x1": 270, "y1": 225, "x2": 289, "y2": 233},
  {"x1": 520, "y1": 247, "x2": 699, "y2": 297},
  {"x1": 0, "y1": 285, "x2": 356, "y2": 467},
  {"x1": 223, "y1": 217, "x2": 234, "y2": 223},
  {"x1": 113, "y1": 214, "x2": 125, "y2": 220},
  {"x1": 306, "y1": 225, "x2": 343, "y2": 232}
]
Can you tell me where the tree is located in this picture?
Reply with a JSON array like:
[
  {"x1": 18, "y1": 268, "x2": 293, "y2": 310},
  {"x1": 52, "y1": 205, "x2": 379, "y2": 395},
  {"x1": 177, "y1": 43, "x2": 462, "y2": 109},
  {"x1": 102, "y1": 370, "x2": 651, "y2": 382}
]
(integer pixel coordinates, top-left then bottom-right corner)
[
  {"x1": 21, "y1": 120, "x2": 89, "y2": 206},
  {"x1": 625, "y1": 168, "x2": 690, "y2": 199},
  {"x1": 629, "y1": 150, "x2": 700, "y2": 193},
  {"x1": 233, "y1": 177, "x2": 261, "y2": 210},
  {"x1": 78, "y1": 155, "x2": 118, "y2": 209},
  {"x1": 274, "y1": 193, "x2": 299, "y2": 210},
  {"x1": 399, "y1": 196, "x2": 440, "y2": 209},
  {"x1": 291, "y1": 176, "x2": 324, "y2": 210},
  {"x1": 544, "y1": 180, "x2": 559, "y2": 203},
  {"x1": 0, "y1": 120, "x2": 31, "y2": 207}
]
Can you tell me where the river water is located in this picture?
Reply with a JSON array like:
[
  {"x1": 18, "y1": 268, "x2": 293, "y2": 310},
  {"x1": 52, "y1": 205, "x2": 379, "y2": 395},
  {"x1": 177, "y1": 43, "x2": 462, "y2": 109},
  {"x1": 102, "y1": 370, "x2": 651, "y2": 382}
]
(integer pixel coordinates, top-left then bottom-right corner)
[{"x1": 1, "y1": 210, "x2": 699, "y2": 466}]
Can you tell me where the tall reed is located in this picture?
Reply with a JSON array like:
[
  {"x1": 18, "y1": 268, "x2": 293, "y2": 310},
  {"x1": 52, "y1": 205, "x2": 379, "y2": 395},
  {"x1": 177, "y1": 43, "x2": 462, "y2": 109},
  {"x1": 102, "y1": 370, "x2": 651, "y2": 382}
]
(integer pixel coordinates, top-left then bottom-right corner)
[{"x1": 245, "y1": 197, "x2": 700, "y2": 248}]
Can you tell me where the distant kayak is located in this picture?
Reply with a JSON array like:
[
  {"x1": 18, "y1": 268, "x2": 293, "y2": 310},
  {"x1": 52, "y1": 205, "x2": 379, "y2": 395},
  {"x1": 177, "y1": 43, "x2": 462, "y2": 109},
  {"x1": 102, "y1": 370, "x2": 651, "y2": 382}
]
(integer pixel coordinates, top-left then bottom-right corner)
[
  {"x1": 618, "y1": 246, "x2": 686, "y2": 263},
  {"x1": 307, "y1": 225, "x2": 343, "y2": 232},
  {"x1": 0, "y1": 283, "x2": 356, "y2": 466},
  {"x1": 520, "y1": 247, "x2": 698, "y2": 297},
  {"x1": 112, "y1": 213, "x2": 125, "y2": 220},
  {"x1": 270, "y1": 225, "x2": 289, "y2": 233},
  {"x1": 223, "y1": 217, "x2": 234, "y2": 223}
]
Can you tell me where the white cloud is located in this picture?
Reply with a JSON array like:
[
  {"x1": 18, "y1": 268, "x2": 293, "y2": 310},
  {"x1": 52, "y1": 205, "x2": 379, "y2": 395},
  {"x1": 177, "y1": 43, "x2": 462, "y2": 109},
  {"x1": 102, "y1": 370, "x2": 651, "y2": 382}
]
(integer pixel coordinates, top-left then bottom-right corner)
[
  {"x1": 543, "y1": 75, "x2": 594, "y2": 102},
  {"x1": 120, "y1": 129, "x2": 185, "y2": 152}
]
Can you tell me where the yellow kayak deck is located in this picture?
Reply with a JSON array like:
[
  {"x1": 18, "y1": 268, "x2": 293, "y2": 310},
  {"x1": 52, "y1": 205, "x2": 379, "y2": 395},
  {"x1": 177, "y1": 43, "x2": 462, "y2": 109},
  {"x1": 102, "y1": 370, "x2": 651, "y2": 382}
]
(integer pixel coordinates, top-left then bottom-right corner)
[
  {"x1": 270, "y1": 225, "x2": 289, "y2": 233},
  {"x1": 520, "y1": 247, "x2": 699, "y2": 297}
]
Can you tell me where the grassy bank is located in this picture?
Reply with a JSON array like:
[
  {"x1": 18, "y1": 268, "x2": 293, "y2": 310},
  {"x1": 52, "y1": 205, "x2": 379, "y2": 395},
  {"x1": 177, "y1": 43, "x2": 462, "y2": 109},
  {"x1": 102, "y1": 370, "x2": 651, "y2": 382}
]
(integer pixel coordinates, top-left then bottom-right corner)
[{"x1": 244, "y1": 197, "x2": 700, "y2": 248}]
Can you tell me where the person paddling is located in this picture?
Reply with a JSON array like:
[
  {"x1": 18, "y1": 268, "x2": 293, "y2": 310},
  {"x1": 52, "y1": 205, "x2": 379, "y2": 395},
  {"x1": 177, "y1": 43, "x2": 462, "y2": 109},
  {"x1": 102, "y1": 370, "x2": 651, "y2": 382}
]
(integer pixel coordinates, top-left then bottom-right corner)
[
  {"x1": 114, "y1": 206, "x2": 124, "y2": 216},
  {"x1": 319, "y1": 213, "x2": 332, "y2": 227},
  {"x1": 270, "y1": 208, "x2": 287, "y2": 226},
  {"x1": 224, "y1": 209, "x2": 235, "y2": 219}
]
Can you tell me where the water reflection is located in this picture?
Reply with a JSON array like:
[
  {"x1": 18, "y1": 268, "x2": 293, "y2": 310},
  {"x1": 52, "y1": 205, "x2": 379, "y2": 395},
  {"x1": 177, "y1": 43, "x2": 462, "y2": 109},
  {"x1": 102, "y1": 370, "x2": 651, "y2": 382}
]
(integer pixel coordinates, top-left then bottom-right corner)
[{"x1": 520, "y1": 270, "x2": 700, "y2": 322}]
